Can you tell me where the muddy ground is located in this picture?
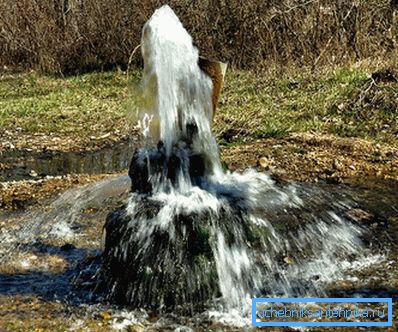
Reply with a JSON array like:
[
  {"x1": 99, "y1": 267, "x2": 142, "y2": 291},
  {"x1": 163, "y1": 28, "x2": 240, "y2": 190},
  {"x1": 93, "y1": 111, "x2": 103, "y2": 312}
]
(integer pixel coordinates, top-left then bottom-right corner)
[
  {"x1": 0, "y1": 133, "x2": 397, "y2": 331},
  {"x1": 1, "y1": 132, "x2": 397, "y2": 211}
]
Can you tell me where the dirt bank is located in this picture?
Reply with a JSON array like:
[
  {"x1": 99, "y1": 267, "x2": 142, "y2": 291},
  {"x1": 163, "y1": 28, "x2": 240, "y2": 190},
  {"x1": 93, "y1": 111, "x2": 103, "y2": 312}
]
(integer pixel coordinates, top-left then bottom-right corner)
[
  {"x1": 222, "y1": 133, "x2": 398, "y2": 185},
  {"x1": 1, "y1": 132, "x2": 397, "y2": 211}
]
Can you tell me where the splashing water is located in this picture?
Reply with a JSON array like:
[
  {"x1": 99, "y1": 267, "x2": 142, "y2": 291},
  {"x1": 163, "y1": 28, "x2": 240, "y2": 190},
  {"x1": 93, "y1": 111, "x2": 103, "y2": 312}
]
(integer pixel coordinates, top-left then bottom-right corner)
[
  {"x1": 101, "y1": 4, "x2": 367, "y2": 315},
  {"x1": 139, "y1": 5, "x2": 222, "y2": 180},
  {"x1": 0, "y1": 5, "x2": 395, "y2": 330},
  {"x1": 0, "y1": 176, "x2": 130, "y2": 262}
]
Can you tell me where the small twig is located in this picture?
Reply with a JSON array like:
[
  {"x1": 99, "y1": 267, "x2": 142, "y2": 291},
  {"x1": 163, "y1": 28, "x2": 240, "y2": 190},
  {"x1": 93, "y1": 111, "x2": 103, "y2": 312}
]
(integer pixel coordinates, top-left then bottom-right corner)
[
  {"x1": 355, "y1": 78, "x2": 375, "y2": 107},
  {"x1": 126, "y1": 44, "x2": 141, "y2": 80},
  {"x1": 259, "y1": 0, "x2": 319, "y2": 28},
  {"x1": 313, "y1": 3, "x2": 356, "y2": 68},
  {"x1": 283, "y1": 0, "x2": 318, "y2": 14}
]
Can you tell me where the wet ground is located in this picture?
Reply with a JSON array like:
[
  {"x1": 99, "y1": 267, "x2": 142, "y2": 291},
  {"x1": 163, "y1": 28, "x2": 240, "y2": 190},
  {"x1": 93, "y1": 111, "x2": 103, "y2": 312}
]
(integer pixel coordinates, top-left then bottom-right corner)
[
  {"x1": 1, "y1": 132, "x2": 397, "y2": 211},
  {"x1": 0, "y1": 139, "x2": 135, "y2": 182},
  {"x1": 0, "y1": 134, "x2": 397, "y2": 331},
  {"x1": 221, "y1": 133, "x2": 398, "y2": 185},
  {"x1": 0, "y1": 138, "x2": 136, "y2": 210}
]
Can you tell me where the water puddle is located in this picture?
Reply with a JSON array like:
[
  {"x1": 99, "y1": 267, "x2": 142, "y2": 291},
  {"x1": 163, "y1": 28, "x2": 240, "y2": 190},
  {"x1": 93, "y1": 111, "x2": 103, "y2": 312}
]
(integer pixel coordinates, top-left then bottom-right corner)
[
  {"x1": 0, "y1": 139, "x2": 136, "y2": 181},
  {"x1": 0, "y1": 176, "x2": 396, "y2": 330}
]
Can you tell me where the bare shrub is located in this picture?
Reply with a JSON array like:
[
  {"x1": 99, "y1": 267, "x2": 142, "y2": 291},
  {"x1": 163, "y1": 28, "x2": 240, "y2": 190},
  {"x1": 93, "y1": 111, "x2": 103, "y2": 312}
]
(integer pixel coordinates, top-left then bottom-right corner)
[{"x1": 0, "y1": 0, "x2": 396, "y2": 74}]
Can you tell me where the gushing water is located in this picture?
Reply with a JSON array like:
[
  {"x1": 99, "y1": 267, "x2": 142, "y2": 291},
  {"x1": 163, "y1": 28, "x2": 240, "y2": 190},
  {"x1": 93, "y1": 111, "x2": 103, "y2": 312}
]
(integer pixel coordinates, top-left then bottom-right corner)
[
  {"x1": 139, "y1": 5, "x2": 222, "y2": 182},
  {"x1": 101, "y1": 4, "x2": 366, "y2": 314}
]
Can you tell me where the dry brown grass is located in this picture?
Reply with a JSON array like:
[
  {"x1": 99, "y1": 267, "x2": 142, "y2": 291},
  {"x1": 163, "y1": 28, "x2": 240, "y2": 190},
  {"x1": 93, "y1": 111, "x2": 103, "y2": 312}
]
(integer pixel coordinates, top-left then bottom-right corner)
[{"x1": 0, "y1": 0, "x2": 397, "y2": 74}]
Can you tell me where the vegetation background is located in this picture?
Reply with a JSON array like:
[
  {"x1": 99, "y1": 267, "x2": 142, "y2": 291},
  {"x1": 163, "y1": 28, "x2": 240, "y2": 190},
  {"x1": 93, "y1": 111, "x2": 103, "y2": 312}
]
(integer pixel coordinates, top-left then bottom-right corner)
[
  {"x1": 1, "y1": 0, "x2": 397, "y2": 74},
  {"x1": 0, "y1": 0, "x2": 397, "y2": 188}
]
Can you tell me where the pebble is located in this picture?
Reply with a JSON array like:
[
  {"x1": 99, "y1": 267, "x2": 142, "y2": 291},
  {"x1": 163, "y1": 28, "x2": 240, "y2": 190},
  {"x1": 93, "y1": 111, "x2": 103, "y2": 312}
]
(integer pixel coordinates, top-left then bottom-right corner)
[
  {"x1": 98, "y1": 133, "x2": 111, "y2": 140},
  {"x1": 283, "y1": 256, "x2": 294, "y2": 264},
  {"x1": 332, "y1": 159, "x2": 342, "y2": 170},
  {"x1": 100, "y1": 311, "x2": 112, "y2": 320},
  {"x1": 258, "y1": 157, "x2": 269, "y2": 169},
  {"x1": 127, "y1": 325, "x2": 145, "y2": 332},
  {"x1": 29, "y1": 170, "x2": 38, "y2": 177},
  {"x1": 2, "y1": 142, "x2": 15, "y2": 149}
]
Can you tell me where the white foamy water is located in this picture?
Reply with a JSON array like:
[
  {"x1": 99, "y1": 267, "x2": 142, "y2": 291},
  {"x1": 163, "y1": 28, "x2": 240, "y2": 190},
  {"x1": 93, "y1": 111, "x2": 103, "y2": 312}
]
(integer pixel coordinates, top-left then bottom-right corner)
[
  {"x1": 140, "y1": 5, "x2": 221, "y2": 175},
  {"x1": 118, "y1": 4, "x2": 369, "y2": 314}
]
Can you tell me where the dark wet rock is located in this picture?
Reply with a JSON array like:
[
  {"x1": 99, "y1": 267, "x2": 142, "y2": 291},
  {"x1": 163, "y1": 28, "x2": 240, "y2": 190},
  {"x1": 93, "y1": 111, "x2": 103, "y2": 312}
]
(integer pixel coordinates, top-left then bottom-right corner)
[
  {"x1": 128, "y1": 140, "x2": 210, "y2": 194},
  {"x1": 106, "y1": 135, "x2": 230, "y2": 310},
  {"x1": 61, "y1": 243, "x2": 77, "y2": 251},
  {"x1": 219, "y1": 128, "x2": 240, "y2": 143},
  {"x1": 101, "y1": 191, "x2": 261, "y2": 311},
  {"x1": 102, "y1": 201, "x2": 219, "y2": 311},
  {"x1": 371, "y1": 68, "x2": 397, "y2": 83}
]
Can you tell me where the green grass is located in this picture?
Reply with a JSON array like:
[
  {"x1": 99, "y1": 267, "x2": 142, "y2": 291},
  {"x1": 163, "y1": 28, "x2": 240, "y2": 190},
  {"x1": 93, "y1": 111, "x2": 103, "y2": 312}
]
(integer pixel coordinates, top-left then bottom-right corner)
[
  {"x1": 0, "y1": 70, "x2": 141, "y2": 136},
  {"x1": 215, "y1": 67, "x2": 397, "y2": 145},
  {"x1": 1, "y1": 66, "x2": 397, "y2": 146}
]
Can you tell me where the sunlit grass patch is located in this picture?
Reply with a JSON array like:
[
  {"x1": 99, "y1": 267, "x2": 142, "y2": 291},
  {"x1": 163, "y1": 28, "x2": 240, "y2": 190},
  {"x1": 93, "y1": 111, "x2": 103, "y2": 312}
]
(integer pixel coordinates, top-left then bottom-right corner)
[
  {"x1": 0, "y1": 70, "x2": 141, "y2": 136},
  {"x1": 1, "y1": 65, "x2": 396, "y2": 147},
  {"x1": 214, "y1": 66, "x2": 397, "y2": 145}
]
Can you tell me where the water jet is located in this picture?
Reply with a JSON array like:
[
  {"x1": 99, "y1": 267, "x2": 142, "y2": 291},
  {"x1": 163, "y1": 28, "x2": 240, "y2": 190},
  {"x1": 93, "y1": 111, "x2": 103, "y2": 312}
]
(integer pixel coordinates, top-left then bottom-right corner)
[{"x1": 101, "y1": 5, "x2": 366, "y2": 313}]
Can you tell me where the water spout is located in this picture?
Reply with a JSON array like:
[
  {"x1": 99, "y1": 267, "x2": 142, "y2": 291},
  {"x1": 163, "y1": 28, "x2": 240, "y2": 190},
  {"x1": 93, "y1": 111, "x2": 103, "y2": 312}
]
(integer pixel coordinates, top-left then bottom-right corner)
[{"x1": 101, "y1": 5, "x2": 365, "y2": 313}]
